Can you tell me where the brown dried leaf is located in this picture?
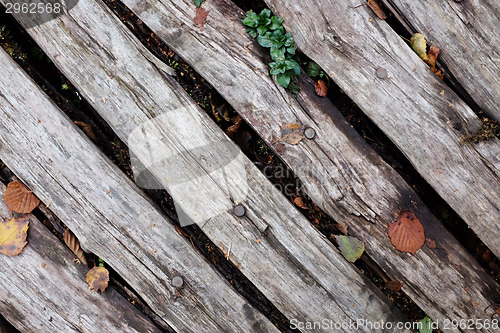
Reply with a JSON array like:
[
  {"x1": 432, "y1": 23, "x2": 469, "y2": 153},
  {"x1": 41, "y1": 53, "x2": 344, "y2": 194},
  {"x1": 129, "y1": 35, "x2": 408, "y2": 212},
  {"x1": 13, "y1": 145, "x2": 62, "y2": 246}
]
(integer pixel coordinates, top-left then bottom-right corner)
[
  {"x1": 74, "y1": 121, "x2": 98, "y2": 142},
  {"x1": 226, "y1": 115, "x2": 243, "y2": 139},
  {"x1": 280, "y1": 123, "x2": 305, "y2": 145},
  {"x1": 367, "y1": 0, "x2": 387, "y2": 19},
  {"x1": 314, "y1": 80, "x2": 328, "y2": 97},
  {"x1": 388, "y1": 210, "x2": 425, "y2": 255},
  {"x1": 0, "y1": 217, "x2": 29, "y2": 256},
  {"x1": 63, "y1": 228, "x2": 88, "y2": 266},
  {"x1": 194, "y1": 7, "x2": 210, "y2": 31},
  {"x1": 86, "y1": 266, "x2": 109, "y2": 294},
  {"x1": 293, "y1": 197, "x2": 308, "y2": 209},
  {"x1": 386, "y1": 280, "x2": 403, "y2": 292},
  {"x1": 425, "y1": 45, "x2": 444, "y2": 79},
  {"x1": 5, "y1": 181, "x2": 40, "y2": 214}
]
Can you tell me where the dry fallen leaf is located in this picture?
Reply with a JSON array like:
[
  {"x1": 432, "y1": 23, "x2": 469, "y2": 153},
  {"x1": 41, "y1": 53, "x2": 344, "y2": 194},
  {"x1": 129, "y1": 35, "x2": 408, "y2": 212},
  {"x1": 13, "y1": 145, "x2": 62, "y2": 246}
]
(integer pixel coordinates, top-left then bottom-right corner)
[
  {"x1": 314, "y1": 80, "x2": 328, "y2": 97},
  {"x1": 86, "y1": 266, "x2": 109, "y2": 294},
  {"x1": 74, "y1": 121, "x2": 98, "y2": 142},
  {"x1": 63, "y1": 228, "x2": 88, "y2": 266},
  {"x1": 335, "y1": 235, "x2": 365, "y2": 263},
  {"x1": 280, "y1": 123, "x2": 305, "y2": 145},
  {"x1": 226, "y1": 115, "x2": 243, "y2": 139},
  {"x1": 194, "y1": 7, "x2": 210, "y2": 31},
  {"x1": 426, "y1": 238, "x2": 437, "y2": 249},
  {"x1": 425, "y1": 45, "x2": 444, "y2": 79},
  {"x1": 367, "y1": 0, "x2": 387, "y2": 20},
  {"x1": 293, "y1": 197, "x2": 308, "y2": 209},
  {"x1": 386, "y1": 280, "x2": 403, "y2": 292},
  {"x1": 388, "y1": 210, "x2": 425, "y2": 255},
  {"x1": 0, "y1": 217, "x2": 29, "y2": 256},
  {"x1": 4, "y1": 181, "x2": 40, "y2": 214}
]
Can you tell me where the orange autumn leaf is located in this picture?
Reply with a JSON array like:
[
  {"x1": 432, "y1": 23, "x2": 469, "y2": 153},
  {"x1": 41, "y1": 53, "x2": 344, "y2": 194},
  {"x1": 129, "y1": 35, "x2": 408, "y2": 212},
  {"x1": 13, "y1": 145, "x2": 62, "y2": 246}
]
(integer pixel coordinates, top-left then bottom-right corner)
[
  {"x1": 4, "y1": 181, "x2": 40, "y2": 214},
  {"x1": 194, "y1": 7, "x2": 210, "y2": 31},
  {"x1": 0, "y1": 217, "x2": 29, "y2": 256},
  {"x1": 426, "y1": 45, "x2": 444, "y2": 79},
  {"x1": 293, "y1": 197, "x2": 308, "y2": 209},
  {"x1": 86, "y1": 266, "x2": 109, "y2": 294},
  {"x1": 388, "y1": 210, "x2": 425, "y2": 255},
  {"x1": 280, "y1": 123, "x2": 305, "y2": 145},
  {"x1": 314, "y1": 80, "x2": 328, "y2": 97}
]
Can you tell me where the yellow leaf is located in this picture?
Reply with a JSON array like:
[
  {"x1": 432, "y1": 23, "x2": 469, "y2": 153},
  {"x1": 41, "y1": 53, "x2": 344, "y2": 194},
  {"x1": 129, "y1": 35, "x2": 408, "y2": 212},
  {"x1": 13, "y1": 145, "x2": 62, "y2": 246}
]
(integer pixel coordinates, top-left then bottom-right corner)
[
  {"x1": 410, "y1": 33, "x2": 428, "y2": 61},
  {"x1": 0, "y1": 217, "x2": 29, "y2": 256},
  {"x1": 86, "y1": 267, "x2": 109, "y2": 293}
]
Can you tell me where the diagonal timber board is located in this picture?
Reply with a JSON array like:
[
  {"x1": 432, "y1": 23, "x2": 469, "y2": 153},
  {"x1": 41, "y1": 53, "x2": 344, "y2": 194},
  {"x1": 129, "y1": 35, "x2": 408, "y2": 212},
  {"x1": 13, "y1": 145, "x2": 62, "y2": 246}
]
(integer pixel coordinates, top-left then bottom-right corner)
[
  {"x1": 380, "y1": 0, "x2": 500, "y2": 120},
  {"x1": 0, "y1": 47, "x2": 276, "y2": 333},
  {"x1": 2, "y1": 0, "x2": 411, "y2": 331},
  {"x1": 0, "y1": 183, "x2": 162, "y2": 333},
  {"x1": 116, "y1": 0, "x2": 500, "y2": 330},
  {"x1": 260, "y1": 0, "x2": 500, "y2": 260}
]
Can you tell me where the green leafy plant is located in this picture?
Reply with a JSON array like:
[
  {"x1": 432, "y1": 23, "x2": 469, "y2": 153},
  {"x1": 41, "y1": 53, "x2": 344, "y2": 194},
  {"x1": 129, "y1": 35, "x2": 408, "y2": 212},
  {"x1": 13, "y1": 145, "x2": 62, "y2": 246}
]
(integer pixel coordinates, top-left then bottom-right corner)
[
  {"x1": 305, "y1": 61, "x2": 327, "y2": 79},
  {"x1": 243, "y1": 9, "x2": 299, "y2": 93},
  {"x1": 98, "y1": 257, "x2": 105, "y2": 267},
  {"x1": 193, "y1": 0, "x2": 206, "y2": 7}
]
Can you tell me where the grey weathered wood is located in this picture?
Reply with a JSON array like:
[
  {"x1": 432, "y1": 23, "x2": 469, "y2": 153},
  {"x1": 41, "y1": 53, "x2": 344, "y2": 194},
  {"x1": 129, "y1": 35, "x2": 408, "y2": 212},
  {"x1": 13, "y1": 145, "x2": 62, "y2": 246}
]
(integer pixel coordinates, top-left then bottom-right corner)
[
  {"x1": 380, "y1": 0, "x2": 500, "y2": 120},
  {"x1": 261, "y1": 0, "x2": 500, "y2": 255},
  {"x1": 119, "y1": 0, "x2": 500, "y2": 330},
  {"x1": 3, "y1": 0, "x2": 411, "y2": 330},
  {"x1": 0, "y1": 47, "x2": 275, "y2": 333},
  {"x1": 0, "y1": 184, "x2": 162, "y2": 333}
]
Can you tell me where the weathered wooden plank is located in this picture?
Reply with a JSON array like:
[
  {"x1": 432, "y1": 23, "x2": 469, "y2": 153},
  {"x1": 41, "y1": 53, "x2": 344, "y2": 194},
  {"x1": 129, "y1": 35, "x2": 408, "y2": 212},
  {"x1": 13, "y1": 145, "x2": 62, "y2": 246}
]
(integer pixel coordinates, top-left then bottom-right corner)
[
  {"x1": 115, "y1": 0, "x2": 500, "y2": 329},
  {"x1": 380, "y1": 0, "x2": 500, "y2": 120},
  {"x1": 260, "y1": 0, "x2": 500, "y2": 254},
  {"x1": 0, "y1": 183, "x2": 162, "y2": 333},
  {"x1": 0, "y1": 47, "x2": 276, "y2": 333},
  {"x1": 3, "y1": 0, "x2": 411, "y2": 330}
]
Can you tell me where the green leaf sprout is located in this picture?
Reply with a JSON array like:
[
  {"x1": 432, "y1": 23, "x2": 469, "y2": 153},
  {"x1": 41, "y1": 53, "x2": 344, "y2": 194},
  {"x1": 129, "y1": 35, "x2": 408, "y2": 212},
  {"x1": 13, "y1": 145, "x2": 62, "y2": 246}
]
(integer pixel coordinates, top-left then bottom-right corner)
[{"x1": 242, "y1": 9, "x2": 300, "y2": 93}]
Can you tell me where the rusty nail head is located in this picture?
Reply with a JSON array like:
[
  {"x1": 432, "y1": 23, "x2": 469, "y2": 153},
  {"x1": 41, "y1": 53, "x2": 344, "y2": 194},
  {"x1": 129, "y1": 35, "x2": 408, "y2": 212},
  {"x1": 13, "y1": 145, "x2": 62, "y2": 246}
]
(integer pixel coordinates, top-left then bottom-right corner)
[
  {"x1": 233, "y1": 204, "x2": 246, "y2": 217},
  {"x1": 172, "y1": 276, "x2": 184, "y2": 288},
  {"x1": 376, "y1": 68, "x2": 388, "y2": 79},
  {"x1": 304, "y1": 127, "x2": 316, "y2": 139}
]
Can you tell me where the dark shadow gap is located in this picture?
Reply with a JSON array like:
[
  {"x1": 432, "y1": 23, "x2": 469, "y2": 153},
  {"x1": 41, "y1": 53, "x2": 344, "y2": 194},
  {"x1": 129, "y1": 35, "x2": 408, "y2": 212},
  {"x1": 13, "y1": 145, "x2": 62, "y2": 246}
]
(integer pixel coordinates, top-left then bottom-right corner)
[
  {"x1": 0, "y1": 8, "x2": 294, "y2": 332},
  {"x1": 378, "y1": 0, "x2": 498, "y2": 124},
  {"x1": 232, "y1": 0, "x2": 500, "y2": 284},
  {"x1": 100, "y1": 0, "x2": 429, "y2": 323},
  {"x1": 0, "y1": 314, "x2": 20, "y2": 333},
  {"x1": 0, "y1": 162, "x2": 174, "y2": 333}
]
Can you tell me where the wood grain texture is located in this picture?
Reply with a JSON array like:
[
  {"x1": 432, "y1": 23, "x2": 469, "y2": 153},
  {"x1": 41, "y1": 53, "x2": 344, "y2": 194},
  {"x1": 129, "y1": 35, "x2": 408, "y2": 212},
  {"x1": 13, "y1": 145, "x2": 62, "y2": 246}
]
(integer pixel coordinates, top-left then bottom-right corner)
[
  {"x1": 3, "y1": 0, "x2": 411, "y2": 330},
  {"x1": 0, "y1": 184, "x2": 162, "y2": 333},
  {"x1": 380, "y1": 0, "x2": 500, "y2": 120},
  {"x1": 117, "y1": 0, "x2": 500, "y2": 329},
  {"x1": 0, "y1": 47, "x2": 275, "y2": 333},
  {"x1": 261, "y1": 0, "x2": 500, "y2": 255}
]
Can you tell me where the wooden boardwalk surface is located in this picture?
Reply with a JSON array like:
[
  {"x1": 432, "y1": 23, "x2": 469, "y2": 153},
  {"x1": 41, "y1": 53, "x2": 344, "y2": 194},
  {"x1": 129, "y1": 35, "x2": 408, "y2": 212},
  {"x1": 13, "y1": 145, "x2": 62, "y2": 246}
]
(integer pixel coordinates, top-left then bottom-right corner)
[
  {"x1": 0, "y1": 184, "x2": 161, "y2": 333},
  {"x1": 123, "y1": 0, "x2": 499, "y2": 326},
  {"x1": 0, "y1": 0, "x2": 499, "y2": 332}
]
